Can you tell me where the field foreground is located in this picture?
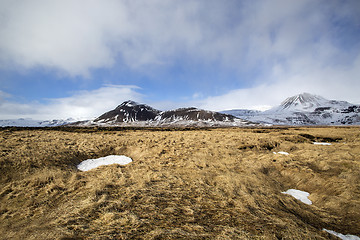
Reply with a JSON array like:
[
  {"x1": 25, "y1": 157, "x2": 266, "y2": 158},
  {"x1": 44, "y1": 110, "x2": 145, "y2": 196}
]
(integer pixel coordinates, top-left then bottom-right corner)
[{"x1": 0, "y1": 127, "x2": 359, "y2": 239}]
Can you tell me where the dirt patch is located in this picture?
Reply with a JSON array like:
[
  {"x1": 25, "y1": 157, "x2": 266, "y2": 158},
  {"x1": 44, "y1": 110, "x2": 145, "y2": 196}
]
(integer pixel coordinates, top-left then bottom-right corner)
[{"x1": 0, "y1": 126, "x2": 359, "y2": 239}]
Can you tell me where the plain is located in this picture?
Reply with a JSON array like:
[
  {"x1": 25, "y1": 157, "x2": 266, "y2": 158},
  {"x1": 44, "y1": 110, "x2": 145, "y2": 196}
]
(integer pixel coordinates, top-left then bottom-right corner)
[{"x1": 0, "y1": 126, "x2": 359, "y2": 239}]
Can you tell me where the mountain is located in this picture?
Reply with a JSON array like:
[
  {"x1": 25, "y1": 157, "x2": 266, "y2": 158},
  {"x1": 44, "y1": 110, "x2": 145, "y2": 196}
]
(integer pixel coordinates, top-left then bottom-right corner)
[
  {"x1": 0, "y1": 118, "x2": 74, "y2": 127},
  {"x1": 269, "y1": 93, "x2": 352, "y2": 113},
  {"x1": 154, "y1": 107, "x2": 251, "y2": 126},
  {"x1": 7, "y1": 94, "x2": 357, "y2": 127},
  {"x1": 221, "y1": 109, "x2": 261, "y2": 117},
  {"x1": 94, "y1": 100, "x2": 161, "y2": 124},
  {"x1": 80, "y1": 101, "x2": 254, "y2": 127},
  {"x1": 157, "y1": 107, "x2": 236, "y2": 122},
  {"x1": 224, "y1": 93, "x2": 360, "y2": 125}
]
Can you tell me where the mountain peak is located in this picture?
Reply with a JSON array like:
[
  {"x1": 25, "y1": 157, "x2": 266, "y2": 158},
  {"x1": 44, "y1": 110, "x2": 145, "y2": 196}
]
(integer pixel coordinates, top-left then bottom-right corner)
[
  {"x1": 95, "y1": 101, "x2": 160, "y2": 123},
  {"x1": 119, "y1": 100, "x2": 140, "y2": 108},
  {"x1": 278, "y1": 93, "x2": 327, "y2": 111}
]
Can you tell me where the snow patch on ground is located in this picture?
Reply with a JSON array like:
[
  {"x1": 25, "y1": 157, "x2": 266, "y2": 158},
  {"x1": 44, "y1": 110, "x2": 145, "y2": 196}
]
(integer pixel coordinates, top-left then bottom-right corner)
[
  {"x1": 313, "y1": 142, "x2": 332, "y2": 145},
  {"x1": 273, "y1": 151, "x2": 289, "y2": 155},
  {"x1": 77, "y1": 155, "x2": 132, "y2": 171},
  {"x1": 323, "y1": 229, "x2": 360, "y2": 240},
  {"x1": 281, "y1": 189, "x2": 312, "y2": 205}
]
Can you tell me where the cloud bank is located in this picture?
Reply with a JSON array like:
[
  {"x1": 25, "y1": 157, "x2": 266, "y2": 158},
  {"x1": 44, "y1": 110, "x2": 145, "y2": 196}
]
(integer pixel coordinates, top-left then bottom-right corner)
[
  {"x1": 1, "y1": 0, "x2": 358, "y2": 73},
  {"x1": 0, "y1": 0, "x2": 359, "y2": 118},
  {"x1": 0, "y1": 85, "x2": 142, "y2": 119}
]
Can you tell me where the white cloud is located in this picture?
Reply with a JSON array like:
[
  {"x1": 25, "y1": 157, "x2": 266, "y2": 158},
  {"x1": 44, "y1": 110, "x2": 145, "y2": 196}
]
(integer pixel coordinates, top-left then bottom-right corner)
[
  {"x1": 0, "y1": 0, "x2": 359, "y2": 111},
  {"x1": 0, "y1": 0, "x2": 210, "y2": 76},
  {"x1": 0, "y1": 85, "x2": 142, "y2": 119},
  {"x1": 1, "y1": 0, "x2": 352, "y2": 75},
  {"x1": 0, "y1": 0, "x2": 126, "y2": 76},
  {"x1": 187, "y1": 0, "x2": 360, "y2": 110},
  {"x1": 196, "y1": 54, "x2": 360, "y2": 111}
]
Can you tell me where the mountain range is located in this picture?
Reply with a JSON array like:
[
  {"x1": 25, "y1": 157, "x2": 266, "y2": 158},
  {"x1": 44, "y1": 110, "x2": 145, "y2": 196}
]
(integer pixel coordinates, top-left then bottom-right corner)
[
  {"x1": 1, "y1": 93, "x2": 359, "y2": 127},
  {"x1": 222, "y1": 93, "x2": 360, "y2": 125},
  {"x1": 81, "y1": 100, "x2": 253, "y2": 127},
  {"x1": 0, "y1": 118, "x2": 76, "y2": 127}
]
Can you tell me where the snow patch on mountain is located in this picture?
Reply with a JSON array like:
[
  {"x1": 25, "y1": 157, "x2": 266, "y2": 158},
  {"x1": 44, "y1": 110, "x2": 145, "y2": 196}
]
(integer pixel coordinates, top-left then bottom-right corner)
[{"x1": 123, "y1": 100, "x2": 140, "y2": 107}]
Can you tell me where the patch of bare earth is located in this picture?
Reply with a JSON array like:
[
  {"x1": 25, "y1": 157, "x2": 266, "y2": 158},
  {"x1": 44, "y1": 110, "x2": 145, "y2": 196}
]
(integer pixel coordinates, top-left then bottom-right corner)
[{"x1": 0, "y1": 127, "x2": 359, "y2": 239}]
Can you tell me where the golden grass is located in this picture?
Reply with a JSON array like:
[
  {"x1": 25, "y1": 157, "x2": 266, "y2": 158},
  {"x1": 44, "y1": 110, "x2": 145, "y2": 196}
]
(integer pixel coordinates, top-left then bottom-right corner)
[{"x1": 0, "y1": 126, "x2": 359, "y2": 239}]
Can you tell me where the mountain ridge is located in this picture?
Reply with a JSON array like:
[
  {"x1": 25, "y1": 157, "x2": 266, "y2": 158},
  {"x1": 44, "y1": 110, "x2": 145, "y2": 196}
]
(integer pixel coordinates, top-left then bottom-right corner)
[
  {"x1": 90, "y1": 102, "x2": 253, "y2": 127},
  {"x1": 2, "y1": 93, "x2": 359, "y2": 127}
]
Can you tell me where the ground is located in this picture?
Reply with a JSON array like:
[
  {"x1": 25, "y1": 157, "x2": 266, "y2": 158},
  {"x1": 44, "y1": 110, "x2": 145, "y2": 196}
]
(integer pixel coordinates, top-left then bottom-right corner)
[{"x1": 0, "y1": 126, "x2": 359, "y2": 239}]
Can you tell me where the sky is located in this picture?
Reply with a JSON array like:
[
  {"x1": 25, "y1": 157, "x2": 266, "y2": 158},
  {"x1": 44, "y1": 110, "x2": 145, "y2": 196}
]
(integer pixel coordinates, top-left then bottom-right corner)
[{"x1": 0, "y1": 0, "x2": 359, "y2": 120}]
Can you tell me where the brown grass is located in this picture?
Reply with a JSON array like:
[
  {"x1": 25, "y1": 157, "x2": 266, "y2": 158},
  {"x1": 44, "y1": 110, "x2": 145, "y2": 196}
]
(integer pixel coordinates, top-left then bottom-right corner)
[{"x1": 0, "y1": 126, "x2": 359, "y2": 239}]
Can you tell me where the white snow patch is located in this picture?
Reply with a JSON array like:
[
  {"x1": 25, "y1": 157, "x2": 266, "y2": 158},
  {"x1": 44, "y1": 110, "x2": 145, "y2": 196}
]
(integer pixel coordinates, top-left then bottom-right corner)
[
  {"x1": 77, "y1": 155, "x2": 132, "y2": 171},
  {"x1": 313, "y1": 142, "x2": 332, "y2": 145},
  {"x1": 281, "y1": 189, "x2": 312, "y2": 205},
  {"x1": 323, "y1": 229, "x2": 360, "y2": 240},
  {"x1": 273, "y1": 151, "x2": 289, "y2": 155}
]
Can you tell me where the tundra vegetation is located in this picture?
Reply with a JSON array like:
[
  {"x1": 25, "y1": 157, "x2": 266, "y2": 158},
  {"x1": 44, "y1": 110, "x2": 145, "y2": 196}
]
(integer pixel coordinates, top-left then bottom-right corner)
[{"x1": 0, "y1": 126, "x2": 359, "y2": 239}]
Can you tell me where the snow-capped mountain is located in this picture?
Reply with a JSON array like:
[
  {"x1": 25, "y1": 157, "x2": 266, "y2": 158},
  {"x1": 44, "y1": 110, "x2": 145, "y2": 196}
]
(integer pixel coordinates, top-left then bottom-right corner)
[
  {"x1": 0, "y1": 118, "x2": 75, "y2": 127},
  {"x1": 221, "y1": 109, "x2": 261, "y2": 117},
  {"x1": 94, "y1": 100, "x2": 161, "y2": 123},
  {"x1": 5, "y1": 94, "x2": 356, "y2": 127},
  {"x1": 77, "y1": 101, "x2": 254, "y2": 127},
  {"x1": 154, "y1": 107, "x2": 251, "y2": 127},
  {"x1": 157, "y1": 107, "x2": 236, "y2": 122},
  {"x1": 224, "y1": 93, "x2": 360, "y2": 125},
  {"x1": 269, "y1": 93, "x2": 352, "y2": 113}
]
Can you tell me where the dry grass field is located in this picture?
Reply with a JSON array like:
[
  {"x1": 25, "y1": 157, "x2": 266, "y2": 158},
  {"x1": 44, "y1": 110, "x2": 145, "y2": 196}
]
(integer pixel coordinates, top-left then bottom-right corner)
[{"x1": 0, "y1": 126, "x2": 359, "y2": 239}]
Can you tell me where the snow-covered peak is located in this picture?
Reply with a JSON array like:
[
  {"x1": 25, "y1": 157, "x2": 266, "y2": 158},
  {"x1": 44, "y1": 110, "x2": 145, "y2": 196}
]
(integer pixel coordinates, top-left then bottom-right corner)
[
  {"x1": 238, "y1": 93, "x2": 360, "y2": 125},
  {"x1": 267, "y1": 93, "x2": 353, "y2": 113},
  {"x1": 278, "y1": 93, "x2": 327, "y2": 111},
  {"x1": 120, "y1": 100, "x2": 140, "y2": 108},
  {"x1": 95, "y1": 101, "x2": 161, "y2": 123}
]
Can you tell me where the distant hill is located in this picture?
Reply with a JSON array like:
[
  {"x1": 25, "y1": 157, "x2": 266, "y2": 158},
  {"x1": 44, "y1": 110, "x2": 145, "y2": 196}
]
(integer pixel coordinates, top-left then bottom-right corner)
[{"x1": 0, "y1": 118, "x2": 74, "y2": 127}]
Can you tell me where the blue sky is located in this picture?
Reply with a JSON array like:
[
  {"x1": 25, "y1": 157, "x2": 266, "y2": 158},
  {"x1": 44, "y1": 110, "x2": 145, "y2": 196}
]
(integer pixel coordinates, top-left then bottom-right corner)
[{"x1": 0, "y1": 0, "x2": 360, "y2": 120}]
